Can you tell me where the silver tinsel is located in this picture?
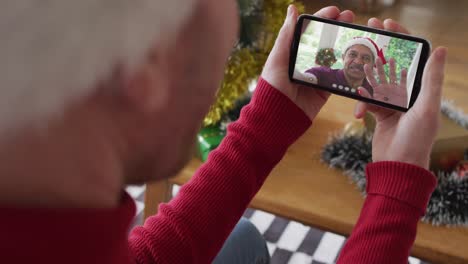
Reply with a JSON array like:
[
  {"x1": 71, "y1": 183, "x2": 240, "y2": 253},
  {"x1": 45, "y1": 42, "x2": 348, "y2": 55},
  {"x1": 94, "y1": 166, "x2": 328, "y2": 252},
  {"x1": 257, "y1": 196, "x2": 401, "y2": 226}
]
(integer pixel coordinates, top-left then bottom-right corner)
[
  {"x1": 442, "y1": 100, "x2": 468, "y2": 129},
  {"x1": 321, "y1": 133, "x2": 371, "y2": 192},
  {"x1": 321, "y1": 101, "x2": 468, "y2": 226}
]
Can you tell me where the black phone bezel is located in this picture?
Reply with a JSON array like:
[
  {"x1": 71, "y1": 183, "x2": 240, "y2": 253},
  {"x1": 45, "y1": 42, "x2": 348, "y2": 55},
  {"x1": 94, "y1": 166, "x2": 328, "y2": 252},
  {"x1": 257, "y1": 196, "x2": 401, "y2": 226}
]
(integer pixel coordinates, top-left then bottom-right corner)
[{"x1": 288, "y1": 14, "x2": 431, "y2": 112}]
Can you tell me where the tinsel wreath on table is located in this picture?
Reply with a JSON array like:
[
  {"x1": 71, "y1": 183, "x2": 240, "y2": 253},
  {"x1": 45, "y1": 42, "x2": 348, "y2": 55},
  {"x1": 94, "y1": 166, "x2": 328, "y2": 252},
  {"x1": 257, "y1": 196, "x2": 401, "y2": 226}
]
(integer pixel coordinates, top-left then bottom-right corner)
[{"x1": 321, "y1": 101, "x2": 468, "y2": 226}]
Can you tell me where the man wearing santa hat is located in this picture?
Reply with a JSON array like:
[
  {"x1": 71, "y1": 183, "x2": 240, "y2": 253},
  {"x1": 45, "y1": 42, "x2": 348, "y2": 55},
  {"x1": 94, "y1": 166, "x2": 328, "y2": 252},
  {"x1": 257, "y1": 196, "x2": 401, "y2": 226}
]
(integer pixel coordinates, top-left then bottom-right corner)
[
  {"x1": 0, "y1": 1, "x2": 446, "y2": 264},
  {"x1": 303, "y1": 37, "x2": 408, "y2": 107}
]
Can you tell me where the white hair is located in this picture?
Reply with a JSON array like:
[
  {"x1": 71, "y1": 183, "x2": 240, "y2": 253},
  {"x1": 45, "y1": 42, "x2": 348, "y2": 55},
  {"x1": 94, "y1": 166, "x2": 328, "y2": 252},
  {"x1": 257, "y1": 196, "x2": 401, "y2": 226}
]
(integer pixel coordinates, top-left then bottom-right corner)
[{"x1": 0, "y1": 0, "x2": 195, "y2": 134}]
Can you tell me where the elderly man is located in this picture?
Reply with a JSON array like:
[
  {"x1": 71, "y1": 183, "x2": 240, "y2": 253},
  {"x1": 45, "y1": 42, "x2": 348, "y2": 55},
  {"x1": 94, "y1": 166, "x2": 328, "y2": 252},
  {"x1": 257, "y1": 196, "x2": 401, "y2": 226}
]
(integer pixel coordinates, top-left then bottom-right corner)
[
  {"x1": 305, "y1": 37, "x2": 382, "y2": 96},
  {"x1": 0, "y1": 1, "x2": 446, "y2": 264},
  {"x1": 303, "y1": 37, "x2": 409, "y2": 107}
]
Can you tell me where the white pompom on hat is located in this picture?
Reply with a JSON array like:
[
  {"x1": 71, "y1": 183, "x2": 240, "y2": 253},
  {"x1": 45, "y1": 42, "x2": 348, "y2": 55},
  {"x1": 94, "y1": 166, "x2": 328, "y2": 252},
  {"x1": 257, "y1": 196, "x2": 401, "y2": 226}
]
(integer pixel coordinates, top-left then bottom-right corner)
[{"x1": 342, "y1": 37, "x2": 387, "y2": 64}]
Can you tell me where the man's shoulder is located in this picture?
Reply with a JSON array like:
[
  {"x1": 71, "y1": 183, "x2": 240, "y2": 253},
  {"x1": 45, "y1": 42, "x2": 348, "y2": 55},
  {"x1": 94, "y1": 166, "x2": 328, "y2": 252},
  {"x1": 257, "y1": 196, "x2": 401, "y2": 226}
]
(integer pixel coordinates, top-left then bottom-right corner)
[{"x1": 306, "y1": 66, "x2": 340, "y2": 74}]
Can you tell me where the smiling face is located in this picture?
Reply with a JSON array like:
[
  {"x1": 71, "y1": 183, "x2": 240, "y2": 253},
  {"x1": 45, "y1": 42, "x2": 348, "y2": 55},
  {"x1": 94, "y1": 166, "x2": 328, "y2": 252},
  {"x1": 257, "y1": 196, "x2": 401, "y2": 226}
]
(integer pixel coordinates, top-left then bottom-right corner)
[{"x1": 342, "y1": 44, "x2": 375, "y2": 81}]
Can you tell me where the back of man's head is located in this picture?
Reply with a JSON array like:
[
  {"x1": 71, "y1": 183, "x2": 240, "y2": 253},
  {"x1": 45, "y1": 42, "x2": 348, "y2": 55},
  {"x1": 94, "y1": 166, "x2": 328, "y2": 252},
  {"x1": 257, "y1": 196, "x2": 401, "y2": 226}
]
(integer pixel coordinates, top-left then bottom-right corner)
[{"x1": 0, "y1": 0, "x2": 194, "y2": 135}]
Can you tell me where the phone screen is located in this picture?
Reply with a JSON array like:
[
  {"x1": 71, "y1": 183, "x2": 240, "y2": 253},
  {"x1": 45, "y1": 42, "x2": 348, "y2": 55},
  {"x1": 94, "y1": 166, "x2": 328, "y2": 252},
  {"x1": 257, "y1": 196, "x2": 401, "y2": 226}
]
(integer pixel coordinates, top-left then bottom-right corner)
[{"x1": 289, "y1": 15, "x2": 430, "y2": 111}]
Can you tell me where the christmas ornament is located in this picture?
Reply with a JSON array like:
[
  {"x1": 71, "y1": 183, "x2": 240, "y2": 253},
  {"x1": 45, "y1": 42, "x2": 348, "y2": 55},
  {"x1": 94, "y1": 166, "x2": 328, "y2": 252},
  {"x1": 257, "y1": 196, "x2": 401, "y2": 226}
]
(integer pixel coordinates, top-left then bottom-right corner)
[
  {"x1": 438, "y1": 152, "x2": 463, "y2": 172},
  {"x1": 198, "y1": 95, "x2": 252, "y2": 162},
  {"x1": 315, "y1": 48, "x2": 337, "y2": 67},
  {"x1": 455, "y1": 149, "x2": 468, "y2": 179},
  {"x1": 197, "y1": 126, "x2": 226, "y2": 162},
  {"x1": 343, "y1": 120, "x2": 367, "y2": 137},
  {"x1": 456, "y1": 160, "x2": 468, "y2": 178},
  {"x1": 363, "y1": 112, "x2": 376, "y2": 132}
]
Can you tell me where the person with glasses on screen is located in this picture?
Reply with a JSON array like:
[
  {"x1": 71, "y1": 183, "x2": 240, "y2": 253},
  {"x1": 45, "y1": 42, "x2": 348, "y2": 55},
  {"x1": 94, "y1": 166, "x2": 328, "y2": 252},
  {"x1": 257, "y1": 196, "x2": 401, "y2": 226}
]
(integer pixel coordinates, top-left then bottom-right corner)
[{"x1": 0, "y1": 2, "x2": 446, "y2": 264}]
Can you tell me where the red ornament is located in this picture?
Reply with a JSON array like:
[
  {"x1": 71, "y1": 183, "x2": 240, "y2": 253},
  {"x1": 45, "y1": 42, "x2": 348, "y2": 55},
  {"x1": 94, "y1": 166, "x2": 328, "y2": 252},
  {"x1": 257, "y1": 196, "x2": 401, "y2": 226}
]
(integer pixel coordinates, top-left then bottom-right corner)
[
  {"x1": 438, "y1": 152, "x2": 463, "y2": 171},
  {"x1": 456, "y1": 161, "x2": 468, "y2": 178},
  {"x1": 455, "y1": 149, "x2": 468, "y2": 178}
]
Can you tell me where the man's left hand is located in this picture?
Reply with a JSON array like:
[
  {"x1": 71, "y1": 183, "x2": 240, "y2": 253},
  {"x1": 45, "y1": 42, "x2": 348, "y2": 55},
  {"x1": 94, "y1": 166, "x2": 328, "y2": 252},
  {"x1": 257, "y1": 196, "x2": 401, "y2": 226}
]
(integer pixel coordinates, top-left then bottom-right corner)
[{"x1": 261, "y1": 5, "x2": 355, "y2": 120}]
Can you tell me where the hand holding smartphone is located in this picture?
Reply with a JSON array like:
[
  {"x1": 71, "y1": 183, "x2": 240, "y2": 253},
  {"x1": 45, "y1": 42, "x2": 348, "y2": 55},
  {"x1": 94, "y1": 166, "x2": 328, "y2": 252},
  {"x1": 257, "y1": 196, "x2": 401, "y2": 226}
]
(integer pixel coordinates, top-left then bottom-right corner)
[{"x1": 289, "y1": 15, "x2": 431, "y2": 111}]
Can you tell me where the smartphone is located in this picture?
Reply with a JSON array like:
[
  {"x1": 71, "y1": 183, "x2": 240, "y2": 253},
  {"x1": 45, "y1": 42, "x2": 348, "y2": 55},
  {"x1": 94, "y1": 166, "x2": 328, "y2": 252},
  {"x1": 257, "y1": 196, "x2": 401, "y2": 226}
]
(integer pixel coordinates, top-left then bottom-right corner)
[{"x1": 289, "y1": 15, "x2": 431, "y2": 111}]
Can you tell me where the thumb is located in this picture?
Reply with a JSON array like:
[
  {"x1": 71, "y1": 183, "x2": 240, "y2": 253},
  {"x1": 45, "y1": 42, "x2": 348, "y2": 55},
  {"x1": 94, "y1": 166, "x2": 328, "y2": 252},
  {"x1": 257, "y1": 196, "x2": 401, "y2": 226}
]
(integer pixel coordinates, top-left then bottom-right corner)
[
  {"x1": 354, "y1": 87, "x2": 371, "y2": 118},
  {"x1": 354, "y1": 102, "x2": 396, "y2": 121},
  {"x1": 414, "y1": 47, "x2": 447, "y2": 114}
]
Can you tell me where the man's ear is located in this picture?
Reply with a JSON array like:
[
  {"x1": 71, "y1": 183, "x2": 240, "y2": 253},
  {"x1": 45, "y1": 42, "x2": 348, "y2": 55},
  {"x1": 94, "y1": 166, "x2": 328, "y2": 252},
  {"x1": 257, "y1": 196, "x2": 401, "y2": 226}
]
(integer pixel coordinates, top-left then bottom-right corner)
[{"x1": 121, "y1": 49, "x2": 169, "y2": 113}]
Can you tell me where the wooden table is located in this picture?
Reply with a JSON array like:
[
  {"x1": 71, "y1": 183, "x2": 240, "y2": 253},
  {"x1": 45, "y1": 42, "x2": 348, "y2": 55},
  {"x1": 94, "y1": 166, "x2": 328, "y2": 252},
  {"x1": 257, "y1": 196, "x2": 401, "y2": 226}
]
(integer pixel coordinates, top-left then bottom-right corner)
[{"x1": 145, "y1": 94, "x2": 468, "y2": 264}]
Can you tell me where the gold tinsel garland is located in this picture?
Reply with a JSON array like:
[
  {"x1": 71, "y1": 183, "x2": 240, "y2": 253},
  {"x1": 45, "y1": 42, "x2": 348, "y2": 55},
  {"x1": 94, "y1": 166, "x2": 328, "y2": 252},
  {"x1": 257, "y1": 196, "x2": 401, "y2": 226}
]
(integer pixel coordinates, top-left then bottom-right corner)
[{"x1": 203, "y1": 0, "x2": 304, "y2": 126}]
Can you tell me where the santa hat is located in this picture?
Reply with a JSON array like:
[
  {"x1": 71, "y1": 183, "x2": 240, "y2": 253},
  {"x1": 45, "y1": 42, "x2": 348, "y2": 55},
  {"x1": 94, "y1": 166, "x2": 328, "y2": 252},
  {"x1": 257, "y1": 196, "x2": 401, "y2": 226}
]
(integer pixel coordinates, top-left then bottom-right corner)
[
  {"x1": 0, "y1": 0, "x2": 195, "y2": 135},
  {"x1": 343, "y1": 37, "x2": 386, "y2": 65}
]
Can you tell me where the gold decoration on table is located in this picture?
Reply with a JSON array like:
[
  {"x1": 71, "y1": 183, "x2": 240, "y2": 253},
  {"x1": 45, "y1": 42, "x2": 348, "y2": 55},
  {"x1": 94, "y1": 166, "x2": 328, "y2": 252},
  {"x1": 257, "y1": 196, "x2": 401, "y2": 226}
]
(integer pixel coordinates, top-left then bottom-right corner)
[
  {"x1": 343, "y1": 120, "x2": 367, "y2": 137},
  {"x1": 203, "y1": 0, "x2": 304, "y2": 126}
]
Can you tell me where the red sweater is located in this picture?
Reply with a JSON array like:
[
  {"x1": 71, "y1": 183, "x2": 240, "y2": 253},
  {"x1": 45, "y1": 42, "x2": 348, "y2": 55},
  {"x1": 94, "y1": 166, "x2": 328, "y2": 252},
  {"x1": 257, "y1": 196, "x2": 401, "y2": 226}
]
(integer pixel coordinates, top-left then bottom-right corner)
[{"x1": 1, "y1": 78, "x2": 436, "y2": 264}]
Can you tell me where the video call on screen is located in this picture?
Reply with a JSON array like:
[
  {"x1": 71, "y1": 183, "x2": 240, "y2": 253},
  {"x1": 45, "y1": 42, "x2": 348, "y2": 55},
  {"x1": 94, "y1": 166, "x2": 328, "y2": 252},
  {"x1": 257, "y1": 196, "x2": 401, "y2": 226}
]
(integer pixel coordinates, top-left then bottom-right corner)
[{"x1": 293, "y1": 19, "x2": 423, "y2": 108}]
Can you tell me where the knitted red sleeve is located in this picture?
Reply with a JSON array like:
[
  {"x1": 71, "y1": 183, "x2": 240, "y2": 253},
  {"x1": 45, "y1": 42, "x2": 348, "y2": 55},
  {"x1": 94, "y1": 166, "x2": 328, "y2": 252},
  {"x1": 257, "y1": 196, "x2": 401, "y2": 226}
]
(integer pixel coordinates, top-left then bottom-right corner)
[
  {"x1": 337, "y1": 161, "x2": 436, "y2": 264},
  {"x1": 128, "y1": 78, "x2": 311, "y2": 264}
]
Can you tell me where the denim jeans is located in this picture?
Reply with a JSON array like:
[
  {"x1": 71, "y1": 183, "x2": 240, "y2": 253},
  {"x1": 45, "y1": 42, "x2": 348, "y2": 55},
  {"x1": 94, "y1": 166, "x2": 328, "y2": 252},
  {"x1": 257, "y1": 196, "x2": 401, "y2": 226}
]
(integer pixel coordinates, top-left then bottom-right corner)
[{"x1": 213, "y1": 218, "x2": 270, "y2": 264}]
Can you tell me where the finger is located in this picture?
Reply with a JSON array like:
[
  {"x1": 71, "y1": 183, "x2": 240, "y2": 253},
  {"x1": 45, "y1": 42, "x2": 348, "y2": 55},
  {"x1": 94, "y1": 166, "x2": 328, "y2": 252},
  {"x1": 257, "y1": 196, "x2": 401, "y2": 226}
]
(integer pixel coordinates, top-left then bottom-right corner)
[
  {"x1": 383, "y1": 19, "x2": 411, "y2": 34},
  {"x1": 314, "y1": 6, "x2": 341, "y2": 19},
  {"x1": 415, "y1": 47, "x2": 447, "y2": 112},
  {"x1": 298, "y1": 84, "x2": 331, "y2": 101},
  {"x1": 364, "y1": 63, "x2": 379, "y2": 88},
  {"x1": 354, "y1": 88, "x2": 372, "y2": 119},
  {"x1": 354, "y1": 100, "x2": 397, "y2": 121},
  {"x1": 368, "y1": 17, "x2": 384, "y2": 29},
  {"x1": 357, "y1": 86, "x2": 372, "y2": 98},
  {"x1": 356, "y1": 86, "x2": 399, "y2": 121},
  {"x1": 354, "y1": 101, "x2": 368, "y2": 119},
  {"x1": 365, "y1": 104, "x2": 396, "y2": 121},
  {"x1": 400, "y1": 68, "x2": 407, "y2": 87},
  {"x1": 337, "y1": 10, "x2": 355, "y2": 23},
  {"x1": 389, "y1": 58, "x2": 397, "y2": 84},
  {"x1": 396, "y1": 68, "x2": 408, "y2": 98},
  {"x1": 354, "y1": 100, "x2": 396, "y2": 121},
  {"x1": 376, "y1": 58, "x2": 388, "y2": 84}
]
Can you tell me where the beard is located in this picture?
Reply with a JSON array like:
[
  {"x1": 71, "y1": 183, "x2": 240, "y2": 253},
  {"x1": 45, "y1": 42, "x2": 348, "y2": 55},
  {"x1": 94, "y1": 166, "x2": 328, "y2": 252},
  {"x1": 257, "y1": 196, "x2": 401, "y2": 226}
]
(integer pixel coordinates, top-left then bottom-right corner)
[
  {"x1": 349, "y1": 63, "x2": 364, "y2": 72},
  {"x1": 346, "y1": 63, "x2": 366, "y2": 79}
]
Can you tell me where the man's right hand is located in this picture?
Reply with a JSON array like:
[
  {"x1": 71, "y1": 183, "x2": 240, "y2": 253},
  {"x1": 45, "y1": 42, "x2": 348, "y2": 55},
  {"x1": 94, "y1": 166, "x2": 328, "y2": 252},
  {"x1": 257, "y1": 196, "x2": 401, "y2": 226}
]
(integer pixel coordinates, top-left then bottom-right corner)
[
  {"x1": 354, "y1": 18, "x2": 447, "y2": 169},
  {"x1": 358, "y1": 57, "x2": 408, "y2": 108},
  {"x1": 261, "y1": 5, "x2": 354, "y2": 121}
]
